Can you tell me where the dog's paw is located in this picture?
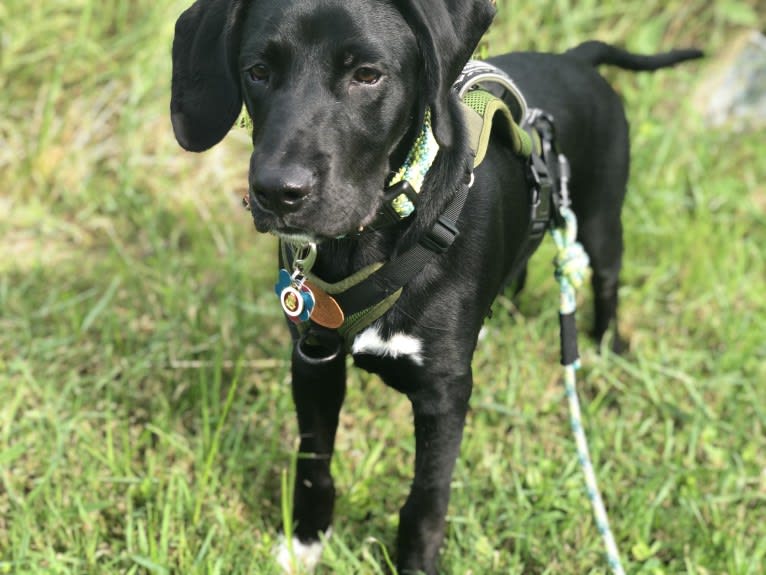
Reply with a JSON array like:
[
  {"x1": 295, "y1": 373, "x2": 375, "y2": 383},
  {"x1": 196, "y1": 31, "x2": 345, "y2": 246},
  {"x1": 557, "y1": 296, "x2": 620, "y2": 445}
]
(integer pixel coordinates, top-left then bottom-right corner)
[
  {"x1": 610, "y1": 333, "x2": 629, "y2": 355},
  {"x1": 275, "y1": 531, "x2": 330, "y2": 574},
  {"x1": 591, "y1": 328, "x2": 630, "y2": 356}
]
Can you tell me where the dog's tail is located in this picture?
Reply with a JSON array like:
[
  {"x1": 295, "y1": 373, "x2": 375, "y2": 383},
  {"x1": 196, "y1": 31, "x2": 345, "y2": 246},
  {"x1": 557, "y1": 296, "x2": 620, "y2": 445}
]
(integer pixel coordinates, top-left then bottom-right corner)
[{"x1": 565, "y1": 40, "x2": 704, "y2": 71}]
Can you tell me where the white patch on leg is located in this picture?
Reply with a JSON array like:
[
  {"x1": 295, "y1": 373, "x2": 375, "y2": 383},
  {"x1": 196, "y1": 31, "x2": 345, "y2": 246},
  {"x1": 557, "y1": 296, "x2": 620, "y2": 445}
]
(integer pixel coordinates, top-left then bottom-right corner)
[
  {"x1": 351, "y1": 325, "x2": 424, "y2": 365},
  {"x1": 275, "y1": 531, "x2": 329, "y2": 574}
]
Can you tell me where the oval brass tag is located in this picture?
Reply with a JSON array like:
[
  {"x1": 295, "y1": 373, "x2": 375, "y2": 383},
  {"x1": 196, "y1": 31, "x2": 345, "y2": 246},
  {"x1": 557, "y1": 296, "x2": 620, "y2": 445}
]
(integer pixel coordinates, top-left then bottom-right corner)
[{"x1": 305, "y1": 281, "x2": 345, "y2": 329}]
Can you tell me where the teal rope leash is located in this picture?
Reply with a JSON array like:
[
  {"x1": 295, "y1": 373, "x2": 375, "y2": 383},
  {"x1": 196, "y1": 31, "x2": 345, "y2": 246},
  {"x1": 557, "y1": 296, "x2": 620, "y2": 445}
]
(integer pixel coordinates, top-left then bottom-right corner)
[{"x1": 550, "y1": 196, "x2": 626, "y2": 575}]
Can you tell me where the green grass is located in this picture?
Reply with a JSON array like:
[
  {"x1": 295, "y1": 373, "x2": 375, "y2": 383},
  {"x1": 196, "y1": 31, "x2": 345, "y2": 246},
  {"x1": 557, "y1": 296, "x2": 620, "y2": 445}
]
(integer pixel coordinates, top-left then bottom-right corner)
[{"x1": 1, "y1": 0, "x2": 764, "y2": 573}]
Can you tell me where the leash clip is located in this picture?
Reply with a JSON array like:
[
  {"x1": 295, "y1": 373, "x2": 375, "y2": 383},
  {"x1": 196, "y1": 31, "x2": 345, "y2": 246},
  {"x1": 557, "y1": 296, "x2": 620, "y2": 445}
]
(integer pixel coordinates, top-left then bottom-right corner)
[{"x1": 291, "y1": 242, "x2": 317, "y2": 274}]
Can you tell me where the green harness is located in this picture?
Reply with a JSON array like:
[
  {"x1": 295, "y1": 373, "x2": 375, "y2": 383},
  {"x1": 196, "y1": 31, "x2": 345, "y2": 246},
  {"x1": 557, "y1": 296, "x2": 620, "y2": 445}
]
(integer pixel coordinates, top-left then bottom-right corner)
[
  {"x1": 461, "y1": 88, "x2": 534, "y2": 166},
  {"x1": 281, "y1": 83, "x2": 537, "y2": 349}
]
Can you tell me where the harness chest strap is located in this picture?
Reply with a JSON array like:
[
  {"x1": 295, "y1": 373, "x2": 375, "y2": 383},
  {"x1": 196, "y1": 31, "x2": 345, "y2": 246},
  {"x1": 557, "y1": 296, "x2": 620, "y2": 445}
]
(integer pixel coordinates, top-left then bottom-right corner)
[{"x1": 283, "y1": 172, "x2": 472, "y2": 347}]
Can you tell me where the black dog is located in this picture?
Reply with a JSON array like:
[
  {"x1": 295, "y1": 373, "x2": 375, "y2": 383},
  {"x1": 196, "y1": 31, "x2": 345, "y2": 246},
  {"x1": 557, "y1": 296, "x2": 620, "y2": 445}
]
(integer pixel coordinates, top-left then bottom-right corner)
[{"x1": 171, "y1": 1, "x2": 701, "y2": 572}]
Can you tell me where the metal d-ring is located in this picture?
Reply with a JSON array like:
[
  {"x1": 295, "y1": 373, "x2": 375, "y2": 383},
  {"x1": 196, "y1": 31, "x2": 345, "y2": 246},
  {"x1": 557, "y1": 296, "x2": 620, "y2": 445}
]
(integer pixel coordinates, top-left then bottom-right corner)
[{"x1": 296, "y1": 330, "x2": 343, "y2": 366}]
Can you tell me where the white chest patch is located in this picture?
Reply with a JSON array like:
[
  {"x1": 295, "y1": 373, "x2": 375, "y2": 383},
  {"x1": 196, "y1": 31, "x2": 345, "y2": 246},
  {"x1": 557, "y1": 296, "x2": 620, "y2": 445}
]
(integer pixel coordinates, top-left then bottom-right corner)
[
  {"x1": 351, "y1": 325, "x2": 425, "y2": 365},
  {"x1": 275, "y1": 533, "x2": 327, "y2": 574}
]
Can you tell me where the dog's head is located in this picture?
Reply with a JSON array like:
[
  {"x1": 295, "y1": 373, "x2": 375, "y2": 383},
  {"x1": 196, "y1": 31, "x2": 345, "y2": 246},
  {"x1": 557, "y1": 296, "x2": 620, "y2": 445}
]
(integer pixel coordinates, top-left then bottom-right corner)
[{"x1": 171, "y1": 0, "x2": 495, "y2": 240}]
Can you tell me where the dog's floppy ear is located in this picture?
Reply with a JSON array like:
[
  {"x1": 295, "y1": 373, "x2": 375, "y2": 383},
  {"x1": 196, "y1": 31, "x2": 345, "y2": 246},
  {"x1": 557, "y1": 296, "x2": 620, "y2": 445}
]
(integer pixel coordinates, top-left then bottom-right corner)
[
  {"x1": 393, "y1": 0, "x2": 496, "y2": 148},
  {"x1": 170, "y1": 0, "x2": 248, "y2": 152}
]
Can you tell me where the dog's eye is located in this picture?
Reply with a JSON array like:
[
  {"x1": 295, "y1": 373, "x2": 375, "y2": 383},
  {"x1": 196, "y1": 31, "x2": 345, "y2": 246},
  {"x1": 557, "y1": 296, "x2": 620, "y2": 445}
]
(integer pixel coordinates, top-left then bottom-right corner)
[
  {"x1": 353, "y1": 67, "x2": 381, "y2": 85},
  {"x1": 247, "y1": 63, "x2": 270, "y2": 83}
]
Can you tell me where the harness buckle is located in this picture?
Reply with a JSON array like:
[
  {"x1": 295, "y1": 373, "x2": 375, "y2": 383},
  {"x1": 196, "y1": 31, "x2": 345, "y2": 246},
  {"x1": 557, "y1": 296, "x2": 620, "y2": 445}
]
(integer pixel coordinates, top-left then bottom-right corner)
[
  {"x1": 530, "y1": 183, "x2": 553, "y2": 237},
  {"x1": 421, "y1": 215, "x2": 460, "y2": 253},
  {"x1": 378, "y1": 180, "x2": 419, "y2": 225}
]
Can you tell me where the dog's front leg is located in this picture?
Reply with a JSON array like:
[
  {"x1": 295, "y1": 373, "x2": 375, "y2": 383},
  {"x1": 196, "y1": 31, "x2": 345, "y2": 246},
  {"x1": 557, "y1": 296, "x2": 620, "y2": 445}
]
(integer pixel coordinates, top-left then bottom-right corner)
[
  {"x1": 396, "y1": 369, "x2": 472, "y2": 575},
  {"x1": 279, "y1": 343, "x2": 346, "y2": 571}
]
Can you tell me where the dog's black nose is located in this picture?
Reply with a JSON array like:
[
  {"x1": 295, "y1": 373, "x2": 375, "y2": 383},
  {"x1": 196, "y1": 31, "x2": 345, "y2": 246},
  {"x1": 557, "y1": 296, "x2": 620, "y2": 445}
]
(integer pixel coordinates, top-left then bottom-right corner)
[{"x1": 252, "y1": 166, "x2": 313, "y2": 215}]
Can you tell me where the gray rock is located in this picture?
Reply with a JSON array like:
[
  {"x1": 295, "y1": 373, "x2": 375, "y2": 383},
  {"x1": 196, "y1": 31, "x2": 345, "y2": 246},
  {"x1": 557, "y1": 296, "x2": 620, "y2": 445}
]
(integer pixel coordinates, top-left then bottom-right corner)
[{"x1": 697, "y1": 30, "x2": 766, "y2": 128}]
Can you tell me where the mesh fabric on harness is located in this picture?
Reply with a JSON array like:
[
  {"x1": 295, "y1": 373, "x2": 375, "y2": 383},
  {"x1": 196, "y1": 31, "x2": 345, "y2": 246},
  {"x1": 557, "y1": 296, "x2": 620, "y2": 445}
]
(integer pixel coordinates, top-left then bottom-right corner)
[{"x1": 461, "y1": 88, "x2": 533, "y2": 166}]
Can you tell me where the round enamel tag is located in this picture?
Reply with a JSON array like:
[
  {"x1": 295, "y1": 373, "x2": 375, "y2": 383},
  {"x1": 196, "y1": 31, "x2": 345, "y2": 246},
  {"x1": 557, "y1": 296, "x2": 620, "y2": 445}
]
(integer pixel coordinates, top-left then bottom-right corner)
[
  {"x1": 275, "y1": 268, "x2": 316, "y2": 323},
  {"x1": 280, "y1": 285, "x2": 305, "y2": 318}
]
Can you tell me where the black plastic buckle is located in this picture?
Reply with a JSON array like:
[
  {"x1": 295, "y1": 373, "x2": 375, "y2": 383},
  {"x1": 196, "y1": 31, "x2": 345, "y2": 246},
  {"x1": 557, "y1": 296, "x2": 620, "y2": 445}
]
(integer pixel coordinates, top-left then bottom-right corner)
[
  {"x1": 381, "y1": 180, "x2": 418, "y2": 222},
  {"x1": 530, "y1": 110, "x2": 557, "y2": 143},
  {"x1": 527, "y1": 155, "x2": 554, "y2": 240},
  {"x1": 530, "y1": 192, "x2": 552, "y2": 239},
  {"x1": 527, "y1": 153, "x2": 547, "y2": 190},
  {"x1": 421, "y1": 215, "x2": 460, "y2": 253},
  {"x1": 360, "y1": 181, "x2": 419, "y2": 234}
]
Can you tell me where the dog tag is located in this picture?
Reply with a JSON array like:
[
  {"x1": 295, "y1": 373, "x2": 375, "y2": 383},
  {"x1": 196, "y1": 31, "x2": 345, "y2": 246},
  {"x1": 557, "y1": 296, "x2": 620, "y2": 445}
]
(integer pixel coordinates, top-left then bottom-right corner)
[
  {"x1": 275, "y1": 269, "x2": 315, "y2": 323},
  {"x1": 305, "y1": 281, "x2": 345, "y2": 329}
]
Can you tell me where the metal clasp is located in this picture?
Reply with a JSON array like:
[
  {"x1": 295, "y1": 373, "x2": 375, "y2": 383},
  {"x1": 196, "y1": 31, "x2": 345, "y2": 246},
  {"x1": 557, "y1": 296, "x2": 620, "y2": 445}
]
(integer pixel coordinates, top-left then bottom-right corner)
[{"x1": 290, "y1": 242, "x2": 317, "y2": 274}]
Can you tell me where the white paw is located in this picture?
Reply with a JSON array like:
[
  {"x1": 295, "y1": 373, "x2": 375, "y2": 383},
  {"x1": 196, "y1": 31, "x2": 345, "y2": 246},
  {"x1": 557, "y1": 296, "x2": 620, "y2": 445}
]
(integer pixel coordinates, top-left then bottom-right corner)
[{"x1": 275, "y1": 531, "x2": 330, "y2": 574}]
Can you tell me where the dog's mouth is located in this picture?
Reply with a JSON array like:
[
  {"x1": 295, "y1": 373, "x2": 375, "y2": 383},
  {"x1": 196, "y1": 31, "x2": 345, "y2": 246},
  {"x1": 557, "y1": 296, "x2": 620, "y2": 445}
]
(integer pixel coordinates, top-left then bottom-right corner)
[{"x1": 249, "y1": 192, "x2": 385, "y2": 242}]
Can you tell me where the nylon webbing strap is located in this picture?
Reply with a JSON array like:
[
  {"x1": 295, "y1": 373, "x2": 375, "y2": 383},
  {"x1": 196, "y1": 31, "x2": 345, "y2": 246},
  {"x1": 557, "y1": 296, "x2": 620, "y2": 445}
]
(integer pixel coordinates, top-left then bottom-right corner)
[
  {"x1": 334, "y1": 177, "x2": 472, "y2": 319},
  {"x1": 501, "y1": 112, "x2": 561, "y2": 286}
]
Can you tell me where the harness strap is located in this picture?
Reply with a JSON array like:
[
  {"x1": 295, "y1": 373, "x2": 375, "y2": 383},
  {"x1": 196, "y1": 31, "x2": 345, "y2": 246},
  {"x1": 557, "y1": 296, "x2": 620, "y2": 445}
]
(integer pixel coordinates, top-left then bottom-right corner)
[
  {"x1": 502, "y1": 109, "x2": 567, "y2": 286},
  {"x1": 285, "y1": 174, "x2": 472, "y2": 347},
  {"x1": 338, "y1": 175, "x2": 470, "y2": 315}
]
